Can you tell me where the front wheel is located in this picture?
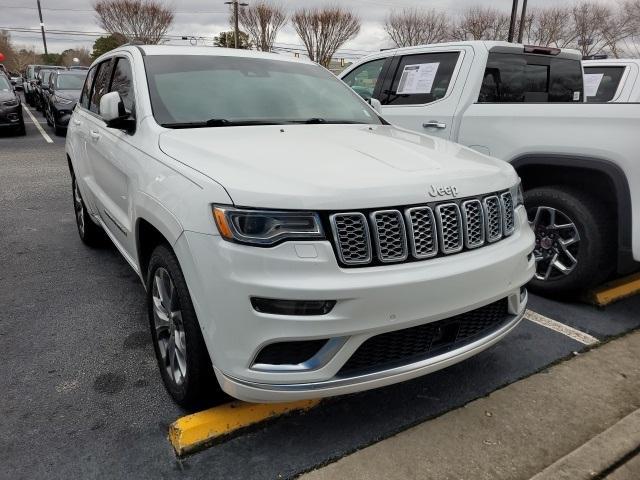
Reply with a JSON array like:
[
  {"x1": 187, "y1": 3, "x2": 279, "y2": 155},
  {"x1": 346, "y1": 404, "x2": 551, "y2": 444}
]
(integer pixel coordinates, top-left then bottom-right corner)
[
  {"x1": 525, "y1": 186, "x2": 615, "y2": 295},
  {"x1": 72, "y1": 176, "x2": 105, "y2": 247},
  {"x1": 147, "y1": 244, "x2": 225, "y2": 410}
]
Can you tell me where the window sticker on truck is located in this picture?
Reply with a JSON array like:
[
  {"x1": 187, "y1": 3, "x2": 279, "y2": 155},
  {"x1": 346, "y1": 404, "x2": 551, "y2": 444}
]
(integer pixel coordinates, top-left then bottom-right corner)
[{"x1": 397, "y1": 62, "x2": 440, "y2": 95}]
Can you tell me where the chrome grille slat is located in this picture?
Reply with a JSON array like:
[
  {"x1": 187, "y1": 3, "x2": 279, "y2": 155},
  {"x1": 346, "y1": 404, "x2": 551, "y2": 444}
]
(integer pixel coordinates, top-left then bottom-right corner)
[
  {"x1": 435, "y1": 203, "x2": 464, "y2": 254},
  {"x1": 329, "y1": 213, "x2": 371, "y2": 265},
  {"x1": 329, "y1": 190, "x2": 516, "y2": 267},
  {"x1": 370, "y1": 210, "x2": 408, "y2": 262},
  {"x1": 405, "y1": 207, "x2": 438, "y2": 259},
  {"x1": 462, "y1": 199, "x2": 485, "y2": 248},
  {"x1": 501, "y1": 192, "x2": 515, "y2": 236},
  {"x1": 484, "y1": 196, "x2": 503, "y2": 242}
]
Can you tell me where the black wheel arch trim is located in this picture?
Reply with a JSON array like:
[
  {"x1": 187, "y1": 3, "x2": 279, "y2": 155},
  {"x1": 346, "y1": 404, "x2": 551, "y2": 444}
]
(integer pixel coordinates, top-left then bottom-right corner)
[{"x1": 512, "y1": 154, "x2": 636, "y2": 274}]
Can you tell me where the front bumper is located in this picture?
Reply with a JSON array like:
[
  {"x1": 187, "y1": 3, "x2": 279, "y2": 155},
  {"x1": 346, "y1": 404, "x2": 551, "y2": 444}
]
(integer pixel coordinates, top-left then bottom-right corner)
[
  {"x1": 174, "y1": 206, "x2": 535, "y2": 402},
  {"x1": 0, "y1": 105, "x2": 22, "y2": 127}
]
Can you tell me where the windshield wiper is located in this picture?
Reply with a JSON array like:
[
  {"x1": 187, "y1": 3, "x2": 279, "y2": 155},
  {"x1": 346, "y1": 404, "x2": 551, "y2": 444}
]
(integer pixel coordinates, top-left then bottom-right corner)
[
  {"x1": 288, "y1": 118, "x2": 368, "y2": 125},
  {"x1": 161, "y1": 119, "x2": 284, "y2": 129}
]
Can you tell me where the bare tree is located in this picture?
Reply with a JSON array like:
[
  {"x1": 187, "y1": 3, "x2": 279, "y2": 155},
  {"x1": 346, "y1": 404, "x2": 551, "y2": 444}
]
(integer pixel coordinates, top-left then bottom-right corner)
[
  {"x1": 292, "y1": 7, "x2": 360, "y2": 68},
  {"x1": 94, "y1": 0, "x2": 174, "y2": 44},
  {"x1": 569, "y1": 1, "x2": 632, "y2": 57},
  {"x1": 384, "y1": 8, "x2": 450, "y2": 47},
  {"x1": 525, "y1": 7, "x2": 577, "y2": 48},
  {"x1": 451, "y1": 7, "x2": 510, "y2": 41},
  {"x1": 238, "y1": 1, "x2": 287, "y2": 52},
  {"x1": 620, "y1": 0, "x2": 640, "y2": 56}
]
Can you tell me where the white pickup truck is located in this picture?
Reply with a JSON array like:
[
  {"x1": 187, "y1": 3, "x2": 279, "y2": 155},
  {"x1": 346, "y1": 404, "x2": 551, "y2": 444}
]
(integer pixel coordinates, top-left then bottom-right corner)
[
  {"x1": 341, "y1": 41, "x2": 639, "y2": 294},
  {"x1": 583, "y1": 59, "x2": 640, "y2": 102}
]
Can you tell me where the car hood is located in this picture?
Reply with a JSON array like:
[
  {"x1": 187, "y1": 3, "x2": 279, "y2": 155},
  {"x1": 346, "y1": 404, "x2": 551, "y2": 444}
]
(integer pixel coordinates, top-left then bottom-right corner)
[
  {"x1": 0, "y1": 90, "x2": 16, "y2": 102},
  {"x1": 55, "y1": 90, "x2": 81, "y2": 101},
  {"x1": 158, "y1": 124, "x2": 517, "y2": 210}
]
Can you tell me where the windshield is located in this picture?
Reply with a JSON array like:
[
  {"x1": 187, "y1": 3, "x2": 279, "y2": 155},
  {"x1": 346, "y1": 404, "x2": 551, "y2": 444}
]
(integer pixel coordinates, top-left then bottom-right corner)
[
  {"x1": 0, "y1": 76, "x2": 10, "y2": 90},
  {"x1": 57, "y1": 73, "x2": 86, "y2": 90},
  {"x1": 143, "y1": 55, "x2": 380, "y2": 127}
]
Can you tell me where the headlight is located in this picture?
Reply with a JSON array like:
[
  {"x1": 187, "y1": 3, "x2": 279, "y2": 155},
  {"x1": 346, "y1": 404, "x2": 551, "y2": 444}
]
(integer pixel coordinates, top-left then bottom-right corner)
[
  {"x1": 213, "y1": 206, "x2": 324, "y2": 246},
  {"x1": 2, "y1": 99, "x2": 18, "y2": 107},
  {"x1": 510, "y1": 179, "x2": 524, "y2": 208},
  {"x1": 54, "y1": 96, "x2": 74, "y2": 105}
]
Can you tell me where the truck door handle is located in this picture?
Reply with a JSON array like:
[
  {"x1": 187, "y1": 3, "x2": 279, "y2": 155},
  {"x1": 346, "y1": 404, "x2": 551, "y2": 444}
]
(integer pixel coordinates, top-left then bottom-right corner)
[
  {"x1": 73, "y1": 119, "x2": 82, "y2": 126},
  {"x1": 89, "y1": 130, "x2": 101, "y2": 140},
  {"x1": 423, "y1": 121, "x2": 447, "y2": 129}
]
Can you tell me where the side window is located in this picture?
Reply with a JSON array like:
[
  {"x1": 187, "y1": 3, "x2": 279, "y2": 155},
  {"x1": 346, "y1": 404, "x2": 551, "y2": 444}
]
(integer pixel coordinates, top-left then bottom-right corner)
[
  {"x1": 109, "y1": 58, "x2": 135, "y2": 114},
  {"x1": 80, "y1": 66, "x2": 97, "y2": 109},
  {"x1": 479, "y1": 53, "x2": 583, "y2": 103},
  {"x1": 90, "y1": 59, "x2": 113, "y2": 114},
  {"x1": 342, "y1": 58, "x2": 386, "y2": 101},
  {"x1": 384, "y1": 52, "x2": 460, "y2": 106},
  {"x1": 584, "y1": 66, "x2": 625, "y2": 102}
]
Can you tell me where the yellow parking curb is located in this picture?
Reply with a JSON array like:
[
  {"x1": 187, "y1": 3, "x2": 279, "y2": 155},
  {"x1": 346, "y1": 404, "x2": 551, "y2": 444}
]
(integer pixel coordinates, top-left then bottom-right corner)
[
  {"x1": 589, "y1": 273, "x2": 640, "y2": 307},
  {"x1": 169, "y1": 399, "x2": 320, "y2": 456}
]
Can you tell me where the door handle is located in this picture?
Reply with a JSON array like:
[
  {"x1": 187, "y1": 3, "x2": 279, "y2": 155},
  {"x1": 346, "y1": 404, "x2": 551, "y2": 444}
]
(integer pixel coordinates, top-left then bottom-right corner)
[
  {"x1": 423, "y1": 121, "x2": 447, "y2": 129},
  {"x1": 73, "y1": 119, "x2": 82, "y2": 126},
  {"x1": 89, "y1": 130, "x2": 101, "y2": 140}
]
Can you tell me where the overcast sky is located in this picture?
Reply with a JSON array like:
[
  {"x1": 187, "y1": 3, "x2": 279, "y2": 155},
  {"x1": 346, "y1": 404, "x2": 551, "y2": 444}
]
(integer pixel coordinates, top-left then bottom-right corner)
[{"x1": 2, "y1": 0, "x2": 619, "y2": 57}]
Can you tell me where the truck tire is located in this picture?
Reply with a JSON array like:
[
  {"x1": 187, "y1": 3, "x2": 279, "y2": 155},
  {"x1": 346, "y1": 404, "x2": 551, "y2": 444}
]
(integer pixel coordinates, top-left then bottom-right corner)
[
  {"x1": 146, "y1": 244, "x2": 227, "y2": 410},
  {"x1": 525, "y1": 186, "x2": 615, "y2": 296}
]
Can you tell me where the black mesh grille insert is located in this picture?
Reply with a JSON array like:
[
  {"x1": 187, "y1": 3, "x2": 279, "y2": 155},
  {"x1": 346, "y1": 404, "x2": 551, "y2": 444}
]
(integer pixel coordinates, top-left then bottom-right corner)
[
  {"x1": 253, "y1": 340, "x2": 327, "y2": 366},
  {"x1": 338, "y1": 299, "x2": 510, "y2": 376}
]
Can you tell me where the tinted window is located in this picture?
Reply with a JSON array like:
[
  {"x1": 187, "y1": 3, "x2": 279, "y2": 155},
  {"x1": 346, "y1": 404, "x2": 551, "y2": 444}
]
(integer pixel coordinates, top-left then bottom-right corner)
[
  {"x1": 144, "y1": 55, "x2": 380, "y2": 126},
  {"x1": 342, "y1": 58, "x2": 385, "y2": 101},
  {"x1": 384, "y1": 52, "x2": 460, "y2": 106},
  {"x1": 479, "y1": 53, "x2": 583, "y2": 103},
  {"x1": 57, "y1": 73, "x2": 86, "y2": 90},
  {"x1": 584, "y1": 66, "x2": 625, "y2": 102},
  {"x1": 80, "y1": 66, "x2": 97, "y2": 109},
  {"x1": 109, "y1": 58, "x2": 135, "y2": 113},
  {"x1": 90, "y1": 60, "x2": 113, "y2": 114}
]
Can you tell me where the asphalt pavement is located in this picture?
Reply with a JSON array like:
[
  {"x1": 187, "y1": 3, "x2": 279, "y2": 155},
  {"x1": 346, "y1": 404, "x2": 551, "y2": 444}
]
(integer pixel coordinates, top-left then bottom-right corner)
[{"x1": 1, "y1": 99, "x2": 639, "y2": 480}]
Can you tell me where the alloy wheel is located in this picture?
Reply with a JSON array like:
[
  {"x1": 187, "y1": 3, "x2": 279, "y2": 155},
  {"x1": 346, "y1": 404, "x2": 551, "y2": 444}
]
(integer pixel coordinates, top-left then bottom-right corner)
[
  {"x1": 73, "y1": 179, "x2": 85, "y2": 237},
  {"x1": 152, "y1": 267, "x2": 187, "y2": 387},
  {"x1": 528, "y1": 206, "x2": 580, "y2": 281}
]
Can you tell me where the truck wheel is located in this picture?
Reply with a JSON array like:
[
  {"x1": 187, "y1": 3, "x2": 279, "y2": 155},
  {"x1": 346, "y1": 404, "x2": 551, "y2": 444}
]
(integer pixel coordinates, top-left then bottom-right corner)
[
  {"x1": 72, "y1": 176, "x2": 105, "y2": 247},
  {"x1": 525, "y1": 186, "x2": 615, "y2": 295},
  {"x1": 147, "y1": 244, "x2": 226, "y2": 410}
]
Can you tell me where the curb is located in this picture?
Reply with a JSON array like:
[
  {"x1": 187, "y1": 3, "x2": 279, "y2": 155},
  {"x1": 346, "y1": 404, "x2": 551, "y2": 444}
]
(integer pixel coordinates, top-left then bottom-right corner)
[{"x1": 529, "y1": 408, "x2": 640, "y2": 480}]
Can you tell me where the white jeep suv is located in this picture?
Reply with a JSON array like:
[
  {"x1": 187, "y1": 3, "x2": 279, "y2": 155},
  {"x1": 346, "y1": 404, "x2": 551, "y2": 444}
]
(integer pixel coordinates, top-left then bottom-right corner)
[{"x1": 66, "y1": 45, "x2": 535, "y2": 408}]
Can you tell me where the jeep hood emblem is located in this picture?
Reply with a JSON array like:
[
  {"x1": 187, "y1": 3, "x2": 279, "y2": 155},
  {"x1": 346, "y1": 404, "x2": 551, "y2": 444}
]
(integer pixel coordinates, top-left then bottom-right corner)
[{"x1": 429, "y1": 185, "x2": 459, "y2": 198}]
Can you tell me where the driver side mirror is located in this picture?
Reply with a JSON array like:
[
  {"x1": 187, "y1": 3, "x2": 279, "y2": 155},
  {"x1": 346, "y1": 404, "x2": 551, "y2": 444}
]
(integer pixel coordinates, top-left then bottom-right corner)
[
  {"x1": 367, "y1": 97, "x2": 382, "y2": 115},
  {"x1": 10, "y1": 79, "x2": 16, "y2": 86},
  {"x1": 100, "y1": 91, "x2": 135, "y2": 132}
]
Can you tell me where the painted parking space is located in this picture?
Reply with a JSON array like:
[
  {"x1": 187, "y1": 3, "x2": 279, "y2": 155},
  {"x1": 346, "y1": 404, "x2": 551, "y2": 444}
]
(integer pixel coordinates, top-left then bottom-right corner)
[{"x1": 1, "y1": 134, "x2": 639, "y2": 479}]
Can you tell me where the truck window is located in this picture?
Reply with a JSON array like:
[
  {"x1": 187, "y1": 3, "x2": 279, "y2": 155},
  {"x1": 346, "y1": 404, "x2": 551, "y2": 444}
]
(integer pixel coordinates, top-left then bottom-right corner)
[
  {"x1": 384, "y1": 52, "x2": 460, "y2": 106},
  {"x1": 584, "y1": 66, "x2": 625, "y2": 102},
  {"x1": 479, "y1": 53, "x2": 583, "y2": 103},
  {"x1": 342, "y1": 58, "x2": 385, "y2": 101}
]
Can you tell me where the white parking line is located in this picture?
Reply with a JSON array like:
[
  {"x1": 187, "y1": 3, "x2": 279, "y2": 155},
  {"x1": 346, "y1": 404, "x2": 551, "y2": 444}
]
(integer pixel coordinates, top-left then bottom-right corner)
[
  {"x1": 22, "y1": 104, "x2": 53, "y2": 144},
  {"x1": 525, "y1": 310, "x2": 599, "y2": 346}
]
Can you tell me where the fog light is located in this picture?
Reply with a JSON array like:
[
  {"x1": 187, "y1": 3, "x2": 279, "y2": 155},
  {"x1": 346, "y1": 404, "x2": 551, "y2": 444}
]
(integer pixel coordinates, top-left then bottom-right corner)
[{"x1": 250, "y1": 297, "x2": 336, "y2": 316}]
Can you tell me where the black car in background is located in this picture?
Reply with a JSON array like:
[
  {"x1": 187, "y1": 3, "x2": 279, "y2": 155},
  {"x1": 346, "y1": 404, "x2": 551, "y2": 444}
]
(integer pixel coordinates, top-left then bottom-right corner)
[
  {"x1": 0, "y1": 74, "x2": 26, "y2": 135},
  {"x1": 34, "y1": 69, "x2": 56, "y2": 112},
  {"x1": 45, "y1": 70, "x2": 86, "y2": 135}
]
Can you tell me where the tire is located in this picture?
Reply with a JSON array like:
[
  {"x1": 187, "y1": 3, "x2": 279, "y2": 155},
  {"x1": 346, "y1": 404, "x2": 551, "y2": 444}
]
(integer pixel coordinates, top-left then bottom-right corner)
[
  {"x1": 146, "y1": 244, "x2": 226, "y2": 410},
  {"x1": 16, "y1": 119, "x2": 26, "y2": 136},
  {"x1": 53, "y1": 116, "x2": 65, "y2": 136},
  {"x1": 72, "y1": 175, "x2": 106, "y2": 247},
  {"x1": 525, "y1": 186, "x2": 615, "y2": 296},
  {"x1": 46, "y1": 108, "x2": 52, "y2": 126}
]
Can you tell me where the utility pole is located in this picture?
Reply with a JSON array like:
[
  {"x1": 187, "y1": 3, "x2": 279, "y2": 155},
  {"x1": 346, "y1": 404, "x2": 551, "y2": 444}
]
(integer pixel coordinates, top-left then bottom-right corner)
[
  {"x1": 224, "y1": 0, "x2": 248, "y2": 48},
  {"x1": 508, "y1": 0, "x2": 519, "y2": 43},
  {"x1": 517, "y1": 0, "x2": 528, "y2": 44},
  {"x1": 36, "y1": 0, "x2": 48, "y2": 55}
]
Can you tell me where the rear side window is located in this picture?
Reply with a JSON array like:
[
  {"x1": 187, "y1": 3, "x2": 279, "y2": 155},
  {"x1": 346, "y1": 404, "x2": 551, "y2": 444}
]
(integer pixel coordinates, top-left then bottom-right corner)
[
  {"x1": 584, "y1": 66, "x2": 625, "y2": 102},
  {"x1": 479, "y1": 53, "x2": 583, "y2": 103},
  {"x1": 109, "y1": 58, "x2": 135, "y2": 113},
  {"x1": 90, "y1": 60, "x2": 113, "y2": 114},
  {"x1": 342, "y1": 58, "x2": 386, "y2": 101},
  {"x1": 80, "y1": 66, "x2": 97, "y2": 109},
  {"x1": 384, "y1": 52, "x2": 460, "y2": 106}
]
